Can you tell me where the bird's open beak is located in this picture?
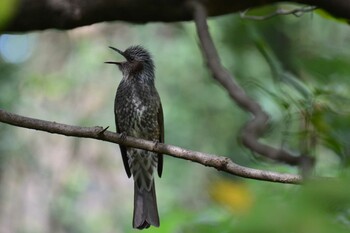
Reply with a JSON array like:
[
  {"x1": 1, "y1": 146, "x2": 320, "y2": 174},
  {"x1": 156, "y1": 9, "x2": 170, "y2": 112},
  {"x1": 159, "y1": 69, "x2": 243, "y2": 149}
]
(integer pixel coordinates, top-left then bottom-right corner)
[
  {"x1": 108, "y1": 46, "x2": 124, "y2": 56},
  {"x1": 105, "y1": 46, "x2": 127, "y2": 65}
]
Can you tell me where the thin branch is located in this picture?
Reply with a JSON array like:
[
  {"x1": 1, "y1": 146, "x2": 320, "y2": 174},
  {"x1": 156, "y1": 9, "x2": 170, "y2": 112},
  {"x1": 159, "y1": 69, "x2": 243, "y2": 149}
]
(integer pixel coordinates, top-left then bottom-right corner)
[
  {"x1": 188, "y1": 1, "x2": 314, "y2": 167},
  {"x1": 240, "y1": 6, "x2": 318, "y2": 21},
  {"x1": 0, "y1": 108, "x2": 302, "y2": 184}
]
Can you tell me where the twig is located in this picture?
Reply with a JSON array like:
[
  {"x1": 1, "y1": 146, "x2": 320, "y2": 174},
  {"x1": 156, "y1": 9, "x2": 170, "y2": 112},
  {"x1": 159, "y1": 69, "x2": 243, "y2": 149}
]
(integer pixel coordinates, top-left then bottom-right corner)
[
  {"x1": 0, "y1": 108, "x2": 302, "y2": 184},
  {"x1": 240, "y1": 6, "x2": 318, "y2": 20},
  {"x1": 188, "y1": 1, "x2": 310, "y2": 167}
]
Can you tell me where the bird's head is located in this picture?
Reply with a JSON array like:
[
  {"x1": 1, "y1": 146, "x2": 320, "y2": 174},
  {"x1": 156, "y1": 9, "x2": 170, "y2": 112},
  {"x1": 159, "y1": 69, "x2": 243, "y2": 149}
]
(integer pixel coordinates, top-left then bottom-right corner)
[{"x1": 105, "y1": 45, "x2": 155, "y2": 79}]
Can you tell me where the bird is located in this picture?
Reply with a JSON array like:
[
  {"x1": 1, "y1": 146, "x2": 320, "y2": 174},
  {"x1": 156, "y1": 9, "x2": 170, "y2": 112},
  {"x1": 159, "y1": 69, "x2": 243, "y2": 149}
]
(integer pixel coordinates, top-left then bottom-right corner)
[{"x1": 105, "y1": 45, "x2": 164, "y2": 229}]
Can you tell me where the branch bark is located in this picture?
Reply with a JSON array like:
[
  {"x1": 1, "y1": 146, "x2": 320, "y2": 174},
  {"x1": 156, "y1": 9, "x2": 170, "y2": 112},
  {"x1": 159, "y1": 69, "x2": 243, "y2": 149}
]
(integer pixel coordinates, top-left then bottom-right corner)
[
  {"x1": 0, "y1": 108, "x2": 302, "y2": 184},
  {"x1": 188, "y1": 1, "x2": 315, "y2": 168},
  {"x1": 2, "y1": 0, "x2": 350, "y2": 33}
]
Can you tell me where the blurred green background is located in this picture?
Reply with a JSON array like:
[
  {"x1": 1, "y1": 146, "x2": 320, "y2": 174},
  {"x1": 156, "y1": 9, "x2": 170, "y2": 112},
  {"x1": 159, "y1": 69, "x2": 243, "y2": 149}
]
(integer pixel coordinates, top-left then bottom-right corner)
[{"x1": 1, "y1": 3, "x2": 350, "y2": 233}]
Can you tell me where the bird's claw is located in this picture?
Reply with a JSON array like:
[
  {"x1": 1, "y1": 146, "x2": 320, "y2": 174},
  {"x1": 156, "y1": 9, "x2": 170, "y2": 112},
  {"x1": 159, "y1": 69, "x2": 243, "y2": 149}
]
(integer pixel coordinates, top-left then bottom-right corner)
[
  {"x1": 119, "y1": 132, "x2": 127, "y2": 141},
  {"x1": 152, "y1": 140, "x2": 160, "y2": 151}
]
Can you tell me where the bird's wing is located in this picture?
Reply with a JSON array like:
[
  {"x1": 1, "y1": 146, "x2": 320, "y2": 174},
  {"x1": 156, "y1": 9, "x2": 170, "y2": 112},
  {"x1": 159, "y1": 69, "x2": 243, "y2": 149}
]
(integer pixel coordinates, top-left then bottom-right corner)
[
  {"x1": 157, "y1": 102, "x2": 164, "y2": 177},
  {"x1": 116, "y1": 114, "x2": 132, "y2": 178}
]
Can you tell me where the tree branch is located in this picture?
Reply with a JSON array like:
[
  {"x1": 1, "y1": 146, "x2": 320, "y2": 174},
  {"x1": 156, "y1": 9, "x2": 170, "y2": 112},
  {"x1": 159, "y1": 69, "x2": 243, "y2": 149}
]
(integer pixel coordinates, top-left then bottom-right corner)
[
  {"x1": 240, "y1": 5, "x2": 318, "y2": 21},
  {"x1": 2, "y1": 0, "x2": 350, "y2": 33},
  {"x1": 0, "y1": 108, "x2": 302, "y2": 184},
  {"x1": 188, "y1": 1, "x2": 315, "y2": 168}
]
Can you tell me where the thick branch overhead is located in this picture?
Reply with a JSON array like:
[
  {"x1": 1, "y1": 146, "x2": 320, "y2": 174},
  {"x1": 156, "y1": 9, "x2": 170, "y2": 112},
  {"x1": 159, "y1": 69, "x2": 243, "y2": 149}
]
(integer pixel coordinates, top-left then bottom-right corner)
[
  {"x1": 0, "y1": 109, "x2": 302, "y2": 184},
  {"x1": 2, "y1": 0, "x2": 350, "y2": 32}
]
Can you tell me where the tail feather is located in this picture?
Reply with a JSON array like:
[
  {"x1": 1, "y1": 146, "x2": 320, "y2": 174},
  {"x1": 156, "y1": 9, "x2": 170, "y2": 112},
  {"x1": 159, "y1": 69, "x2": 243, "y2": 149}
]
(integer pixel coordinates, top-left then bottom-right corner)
[{"x1": 133, "y1": 181, "x2": 159, "y2": 229}]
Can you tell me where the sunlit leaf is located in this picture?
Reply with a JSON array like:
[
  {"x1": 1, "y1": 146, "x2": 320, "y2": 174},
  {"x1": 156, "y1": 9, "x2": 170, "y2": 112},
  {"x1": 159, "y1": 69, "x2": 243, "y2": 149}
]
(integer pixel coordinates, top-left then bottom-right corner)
[
  {"x1": 316, "y1": 9, "x2": 349, "y2": 25},
  {"x1": 210, "y1": 179, "x2": 253, "y2": 213},
  {"x1": 0, "y1": 0, "x2": 18, "y2": 29}
]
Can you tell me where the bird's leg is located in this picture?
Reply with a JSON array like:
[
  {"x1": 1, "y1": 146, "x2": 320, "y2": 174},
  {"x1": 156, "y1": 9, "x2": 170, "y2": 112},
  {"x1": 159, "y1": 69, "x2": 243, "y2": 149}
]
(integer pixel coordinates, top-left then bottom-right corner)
[
  {"x1": 152, "y1": 139, "x2": 160, "y2": 151},
  {"x1": 119, "y1": 132, "x2": 127, "y2": 141}
]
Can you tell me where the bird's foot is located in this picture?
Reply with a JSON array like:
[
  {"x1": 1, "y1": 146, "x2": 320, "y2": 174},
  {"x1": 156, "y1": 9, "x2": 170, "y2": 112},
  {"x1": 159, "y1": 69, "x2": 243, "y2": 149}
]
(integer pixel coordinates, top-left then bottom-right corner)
[
  {"x1": 152, "y1": 140, "x2": 160, "y2": 151},
  {"x1": 119, "y1": 132, "x2": 127, "y2": 141}
]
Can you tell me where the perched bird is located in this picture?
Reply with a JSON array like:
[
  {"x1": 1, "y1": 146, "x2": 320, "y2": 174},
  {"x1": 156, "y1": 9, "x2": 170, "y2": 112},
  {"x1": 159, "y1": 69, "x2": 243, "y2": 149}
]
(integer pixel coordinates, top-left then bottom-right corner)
[{"x1": 105, "y1": 45, "x2": 164, "y2": 229}]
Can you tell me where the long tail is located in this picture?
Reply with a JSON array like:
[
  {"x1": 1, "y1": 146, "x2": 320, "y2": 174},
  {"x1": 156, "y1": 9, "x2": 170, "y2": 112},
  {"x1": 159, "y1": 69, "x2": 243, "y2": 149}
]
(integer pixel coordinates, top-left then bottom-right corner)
[{"x1": 133, "y1": 180, "x2": 159, "y2": 229}]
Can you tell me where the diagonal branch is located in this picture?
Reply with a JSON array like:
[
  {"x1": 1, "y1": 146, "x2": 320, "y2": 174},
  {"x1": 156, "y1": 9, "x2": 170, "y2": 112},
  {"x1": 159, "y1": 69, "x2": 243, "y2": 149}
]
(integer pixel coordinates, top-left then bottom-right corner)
[
  {"x1": 0, "y1": 108, "x2": 302, "y2": 184},
  {"x1": 188, "y1": 1, "x2": 313, "y2": 167}
]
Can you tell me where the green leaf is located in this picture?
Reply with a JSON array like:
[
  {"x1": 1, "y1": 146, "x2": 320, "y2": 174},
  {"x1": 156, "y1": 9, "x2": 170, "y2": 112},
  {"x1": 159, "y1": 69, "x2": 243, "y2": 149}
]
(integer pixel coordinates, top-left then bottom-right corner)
[
  {"x1": 0, "y1": 0, "x2": 18, "y2": 29},
  {"x1": 316, "y1": 9, "x2": 350, "y2": 25}
]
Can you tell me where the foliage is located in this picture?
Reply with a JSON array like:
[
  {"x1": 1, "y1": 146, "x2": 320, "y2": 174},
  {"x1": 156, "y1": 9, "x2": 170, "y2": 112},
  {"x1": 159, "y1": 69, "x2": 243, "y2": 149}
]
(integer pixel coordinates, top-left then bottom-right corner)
[
  {"x1": 182, "y1": 175, "x2": 350, "y2": 233},
  {"x1": 220, "y1": 9, "x2": 350, "y2": 169}
]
